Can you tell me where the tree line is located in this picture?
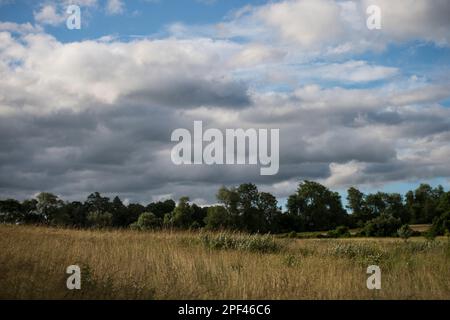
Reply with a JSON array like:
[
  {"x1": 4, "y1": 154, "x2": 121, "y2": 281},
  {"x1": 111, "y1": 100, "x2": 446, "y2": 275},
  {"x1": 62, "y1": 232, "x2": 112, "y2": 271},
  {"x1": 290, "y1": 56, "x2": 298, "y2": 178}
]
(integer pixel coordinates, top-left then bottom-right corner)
[{"x1": 1, "y1": 181, "x2": 449, "y2": 237}]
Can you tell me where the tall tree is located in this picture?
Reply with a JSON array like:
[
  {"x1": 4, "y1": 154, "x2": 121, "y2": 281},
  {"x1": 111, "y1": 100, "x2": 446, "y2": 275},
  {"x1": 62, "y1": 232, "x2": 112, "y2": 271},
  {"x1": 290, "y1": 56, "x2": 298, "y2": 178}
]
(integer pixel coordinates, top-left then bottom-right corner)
[
  {"x1": 111, "y1": 196, "x2": 128, "y2": 227},
  {"x1": 171, "y1": 196, "x2": 194, "y2": 228},
  {"x1": 0, "y1": 199, "x2": 23, "y2": 223},
  {"x1": 85, "y1": 192, "x2": 111, "y2": 213},
  {"x1": 237, "y1": 183, "x2": 263, "y2": 232},
  {"x1": 146, "y1": 199, "x2": 176, "y2": 219},
  {"x1": 287, "y1": 181, "x2": 348, "y2": 231},
  {"x1": 216, "y1": 186, "x2": 240, "y2": 228},
  {"x1": 257, "y1": 192, "x2": 279, "y2": 232},
  {"x1": 36, "y1": 192, "x2": 63, "y2": 224},
  {"x1": 346, "y1": 187, "x2": 370, "y2": 226}
]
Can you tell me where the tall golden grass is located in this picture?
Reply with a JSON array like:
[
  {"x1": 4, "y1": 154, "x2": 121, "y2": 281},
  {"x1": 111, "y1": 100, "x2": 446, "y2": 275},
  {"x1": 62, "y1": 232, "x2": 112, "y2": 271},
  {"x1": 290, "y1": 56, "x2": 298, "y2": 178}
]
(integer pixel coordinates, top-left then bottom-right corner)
[{"x1": 0, "y1": 224, "x2": 449, "y2": 299}]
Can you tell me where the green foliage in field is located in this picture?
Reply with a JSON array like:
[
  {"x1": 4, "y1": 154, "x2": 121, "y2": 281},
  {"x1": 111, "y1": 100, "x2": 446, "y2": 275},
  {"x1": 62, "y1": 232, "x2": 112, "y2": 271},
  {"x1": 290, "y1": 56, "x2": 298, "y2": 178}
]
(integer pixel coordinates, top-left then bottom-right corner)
[
  {"x1": 363, "y1": 214, "x2": 402, "y2": 237},
  {"x1": 130, "y1": 212, "x2": 162, "y2": 231},
  {"x1": 327, "y1": 226, "x2": 351, "y2": 238},
  {"x1": 327, "y1": 242, "x2": 384, "y2": 265},
  {"x1": 200, "y1": 232, "x2": 280, "y2": 253},
  {"x1": 87, "y1": 211, "x2": 113, "y2": 228},
  {"x1": 204, "y1": 206, "x2": 233, "y2": 230},
  {"x1": 397, "y1": 224, "x2": 414, "y2": 240},
  {"x1": 428, "y1": 212, "x2": 450, "y2": 237}
]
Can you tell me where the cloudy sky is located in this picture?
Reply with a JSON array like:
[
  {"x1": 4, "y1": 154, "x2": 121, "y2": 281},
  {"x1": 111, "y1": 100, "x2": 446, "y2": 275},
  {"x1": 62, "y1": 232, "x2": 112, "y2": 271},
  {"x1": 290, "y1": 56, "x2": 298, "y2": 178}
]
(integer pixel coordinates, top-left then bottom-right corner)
[{"x1": 1, "y1": 0, "x2": 450, "y2": 205}]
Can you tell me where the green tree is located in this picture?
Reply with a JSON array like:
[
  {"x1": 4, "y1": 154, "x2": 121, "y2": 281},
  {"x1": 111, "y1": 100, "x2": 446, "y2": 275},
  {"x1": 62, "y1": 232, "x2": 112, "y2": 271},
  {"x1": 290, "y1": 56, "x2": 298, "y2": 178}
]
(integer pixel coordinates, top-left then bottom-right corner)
[
  {"x1": 64, "y1": 201, "x2": 86, "y2": 227},
  {"x1": 191, "y1": 203, "x2": 207, "y2": 228},
  {"x1": 0, "y1": 199, "x2": 23, "y2": 223},
  {"x1": 365, "y1": 192, "x2": 386, "y2": 218},
  {"x1": 428, "y1": 212, "x2": 450, "y2": 237},
  {"x1": 346, "y1": 187, "x2": 370, "y2": 226},
  {"x1": 238, "y1": 183, "x2": 265, "y2": 232},
  {"x1": 171, "y1": 197, "x2": 194, "y2": 228},
  {"x1": 257, "y1": 192, "x2": 279, "y2": 232},
  {"x1": 364, "y1": 214, "x2": 402, "y2": 237},
  {"x1": 85, "y1": 192, "x2": 111, "y2": 213},
  {"x1": 216, "y1": 186, "x2": 240, "y2": 228},
  {"x1": 126, "y1": 203, "x2": 145, "y2": 225},
  {"x1": 406, "y1": 184, "x2": 442, "y2": 224},
  {"x1": 21, "y1": 199, "x2": 40, "y2": 224},
  {"x1": 111, "y1": 196, "x2": 128, "y2": 228},
  {"x1": 87, "y1": 211, "x2": 113, "y2": 228},
  {"x1": 204, "y1": 206, "x2": 232, "y2": 230},
  {"x1": 437, "y1": 191, "x2": 450, "y2": 216},
  {"x1": 36, "y1": 192, "x2": 63, "y2": 224},
  {"x1": 382, "y1": 193, "x2": 410, "y2": 224},
  {"x1": 287, "y1": 181, "x2": 348, "y2": 231},
  {"x1": 146, "y1": 199, "x2": 176, "y2": 219},
  {"x1": 131, "y1": 212, "x2": 161, "y2": 230}
]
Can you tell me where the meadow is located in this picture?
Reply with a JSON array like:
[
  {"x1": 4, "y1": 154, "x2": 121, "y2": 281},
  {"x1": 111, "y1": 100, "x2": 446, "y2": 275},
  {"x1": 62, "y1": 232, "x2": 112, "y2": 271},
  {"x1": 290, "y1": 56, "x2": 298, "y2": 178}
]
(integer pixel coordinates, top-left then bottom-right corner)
[{"x1": 0, "y1": 224, "x2": 449, "y2": 299}]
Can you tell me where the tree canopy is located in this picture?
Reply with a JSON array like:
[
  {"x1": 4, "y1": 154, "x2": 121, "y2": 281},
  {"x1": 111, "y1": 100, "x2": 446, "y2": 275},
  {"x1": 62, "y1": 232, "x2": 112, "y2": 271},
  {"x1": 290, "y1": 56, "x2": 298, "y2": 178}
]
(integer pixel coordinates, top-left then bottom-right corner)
[{"x1": 1, "y1": 181, "x2": 449, "y2": 236}]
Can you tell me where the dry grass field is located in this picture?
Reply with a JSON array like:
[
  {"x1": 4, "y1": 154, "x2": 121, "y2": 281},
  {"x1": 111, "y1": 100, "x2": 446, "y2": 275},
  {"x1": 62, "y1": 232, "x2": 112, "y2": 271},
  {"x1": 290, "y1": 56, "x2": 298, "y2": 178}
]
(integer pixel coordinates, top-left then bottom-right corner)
[{"x1": 0, "y1": 224, "x2": 449, "y2": 300}]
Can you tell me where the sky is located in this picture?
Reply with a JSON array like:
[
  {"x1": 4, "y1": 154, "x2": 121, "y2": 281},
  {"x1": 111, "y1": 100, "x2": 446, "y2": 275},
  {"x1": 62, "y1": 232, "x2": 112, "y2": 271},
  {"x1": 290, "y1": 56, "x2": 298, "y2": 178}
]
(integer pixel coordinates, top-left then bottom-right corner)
[{"x1": 1, "y1": 0, "x2": 450, "y2": 206}]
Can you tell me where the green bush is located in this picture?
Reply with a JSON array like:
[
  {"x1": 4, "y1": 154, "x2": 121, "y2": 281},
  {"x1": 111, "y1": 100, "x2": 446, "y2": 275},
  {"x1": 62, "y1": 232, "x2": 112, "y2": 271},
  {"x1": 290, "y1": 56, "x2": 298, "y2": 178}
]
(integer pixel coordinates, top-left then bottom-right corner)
[
  {"x1": 327, "y1": 226, "x2": 351, "y2": 238},
  {"x1": 328, "y1": 243, "x2": 384, "y2": 264},
  {"x1": 204, "y1": 206, "x2": 232, "y2": 230},
  {"x1": 364, "y1": 214, "x2": 402, "y2": 237},
  {"x1": 397, "y1": 224, "x2": 413, "y2": 240},
  {"x1": 287, "y1": 231, "x2": 297, "y2": 238},
  {"x1": 131, "y1": 212, "x2": 161, "y2": 231},
  {"x1": 428, "y1": 212, "x2": 450, "y2": 237},
  {"x1": 200, "y1": 232, "x2": 280, "y2": 253},
  {"x1": 87, "y1": 211, "x2": 113, "y2": 228},
  {"x1": 395, "y1": 240, "x2": 443, "y2": 254}
]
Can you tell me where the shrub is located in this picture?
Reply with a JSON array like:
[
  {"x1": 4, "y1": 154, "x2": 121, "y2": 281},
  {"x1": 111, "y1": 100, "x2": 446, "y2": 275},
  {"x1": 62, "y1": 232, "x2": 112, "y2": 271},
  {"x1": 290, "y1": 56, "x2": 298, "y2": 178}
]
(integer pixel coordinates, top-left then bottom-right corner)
[
  {"x1": 327, "y1": 226, "x2": 351, "y2": 238},
  {"x1": 428, "y1": 212, "x2": 450, "y2": 237},
  {"x1": 397, "y1": 224, "x2": 413, "y2": 240},
  {"x1": 424, "y1": 229, "x2": 437, "y2": 241},
  {"x1": 282, "y1": 254, "x2": 300, "y2": 267},
  {"x1": 200, "y1": 232, "x2": 280, "y2": 253},
  {"x1": 396, "y1": 240, "x2": 443, "y2": 254},
  {"x1": 287, "y1": 231, "x2": 297, "y2": 238},
  {"x1": 189, "y1": 221, "x2": 201, "y2": 230},
  {"x1": 364, "y1": 214, "x2": 402, "y2": 237},
  {"x1": 204, "y1": 206, "x2": 232, "y2": 230},
  {"x1": 328, "y1": 243, "x2": 384, "y2": 265},
  {"x1": 131, "y1": 212, "x2": 161, "y2": 231},
  {"x1": 87, "y1": 211, "x2": 113, "y2": 228}
]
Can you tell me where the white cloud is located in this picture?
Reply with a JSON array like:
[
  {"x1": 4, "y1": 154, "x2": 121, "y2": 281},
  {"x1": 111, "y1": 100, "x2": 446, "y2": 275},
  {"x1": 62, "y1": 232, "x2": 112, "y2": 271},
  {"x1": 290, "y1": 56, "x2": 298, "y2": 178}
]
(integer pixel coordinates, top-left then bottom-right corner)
[
  {"x1": 0, "y1": 33, "x2": 248, "y2": 115},
  {"x1": 229, "y1": 44, "x2": 286, "y2": 68},
  {"x1": 194, "y1": 0, "x2": 450, "y2": 58},
  {"x1": 106, "y1": 0, "x2": 125, "y2": 15},
  {"x1": 314, "y1": 60, "x2": 398, "y2": 82},
  {"x1": 362, "y1": 0, "x2": 450, "y2": 45},
  {"x1": 256, "y1": 0, "x2": 345, "y2": 49},
  {"x1": 0, "y1": 22, "x2": 43, "y2": 34},
  {"x1": 34, "y1": 4, "x2": 66, "y2": 26},
  {"x1": 323, "y1": 161, "x2": 367, "y2": 187}
]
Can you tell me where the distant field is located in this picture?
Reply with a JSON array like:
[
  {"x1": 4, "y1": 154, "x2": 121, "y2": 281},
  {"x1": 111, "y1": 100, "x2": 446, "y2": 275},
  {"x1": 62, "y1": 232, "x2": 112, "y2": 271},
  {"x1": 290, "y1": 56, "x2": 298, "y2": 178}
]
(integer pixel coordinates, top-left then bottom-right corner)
[
  {"x1": 0, "y1": 224, "x2": 449, "y2": 299},
  {"x1": 278, "y1": 224, "x2": 432, "y2": 239},
  {"x1": 410, "y1": 224, "x2": 432, "y2": 232}
]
